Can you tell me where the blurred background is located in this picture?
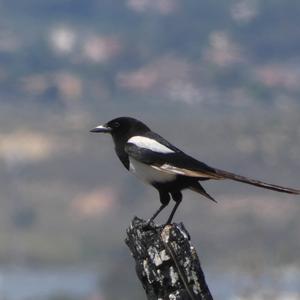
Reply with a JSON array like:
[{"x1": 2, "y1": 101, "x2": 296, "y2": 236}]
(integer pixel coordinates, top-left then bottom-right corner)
[{"x1": 0, "y1": 0, "x2": 300, "y2": 299}]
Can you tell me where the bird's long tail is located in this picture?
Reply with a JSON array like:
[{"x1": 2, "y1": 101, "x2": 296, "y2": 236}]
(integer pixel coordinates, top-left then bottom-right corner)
[{"x1": 213, "y1": 168, "x2": 300, "y2": 195}]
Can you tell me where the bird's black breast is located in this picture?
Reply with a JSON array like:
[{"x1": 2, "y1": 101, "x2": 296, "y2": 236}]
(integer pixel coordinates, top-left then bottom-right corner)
[{"x1": 115, "y1": 145, "x2": 130, "y2": 170}]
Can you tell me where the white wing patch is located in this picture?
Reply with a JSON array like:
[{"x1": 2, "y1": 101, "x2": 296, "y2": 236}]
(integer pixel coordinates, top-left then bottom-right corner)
[{"x1": 128, "y1": 136, "x2": 175, "y2": 154}]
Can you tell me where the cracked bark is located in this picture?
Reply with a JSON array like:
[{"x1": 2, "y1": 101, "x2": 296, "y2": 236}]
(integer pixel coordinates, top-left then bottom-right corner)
[{"x1": 125, "y1": 217, "x2": 213, "y2": 300}]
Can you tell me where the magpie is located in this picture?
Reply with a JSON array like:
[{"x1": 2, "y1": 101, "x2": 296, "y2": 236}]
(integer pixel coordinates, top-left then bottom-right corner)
[{"x1": 90, "y1": 117, "x2": 300, "y2": 224}]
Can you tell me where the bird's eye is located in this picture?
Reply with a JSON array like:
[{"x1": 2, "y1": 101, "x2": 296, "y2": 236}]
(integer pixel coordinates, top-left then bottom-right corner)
[{"x1": 113, "y1": 121, "x2": 120, "y2": 128}]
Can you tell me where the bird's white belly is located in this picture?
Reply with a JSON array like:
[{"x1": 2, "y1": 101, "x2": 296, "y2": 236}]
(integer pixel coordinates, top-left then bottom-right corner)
[{"x1": 129, "y1": 158, "x2": 176, "y2": 184}]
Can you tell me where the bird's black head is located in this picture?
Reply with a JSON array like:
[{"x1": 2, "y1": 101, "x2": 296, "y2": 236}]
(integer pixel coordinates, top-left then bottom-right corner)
[{"x1": 90, "y1": 117, "x2": 150, "y2": 141}]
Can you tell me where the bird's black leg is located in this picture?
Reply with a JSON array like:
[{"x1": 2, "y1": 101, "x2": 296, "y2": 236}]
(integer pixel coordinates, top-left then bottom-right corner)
[
  {"x1": 147, "y1": 191, "x2": 170, "y2": 224},
  {"x1": 166, "y1": 191, "x2": 182, "y2": 224}
]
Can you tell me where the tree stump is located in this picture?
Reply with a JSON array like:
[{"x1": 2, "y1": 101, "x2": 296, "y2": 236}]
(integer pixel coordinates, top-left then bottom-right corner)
[{"x1": 125, "y1": 217, "x2": 213, "y2": 300}]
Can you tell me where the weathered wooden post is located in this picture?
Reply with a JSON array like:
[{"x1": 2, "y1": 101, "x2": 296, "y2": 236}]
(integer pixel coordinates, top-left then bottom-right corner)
[{"x1": 125, "y1": 217, "x2": 213, "y2": 300}]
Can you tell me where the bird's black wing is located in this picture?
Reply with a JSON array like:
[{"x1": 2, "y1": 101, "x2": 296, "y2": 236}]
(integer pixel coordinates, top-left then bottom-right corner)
[{"x1": 124, "y1": 141, "x2": 222, "y2": 179}]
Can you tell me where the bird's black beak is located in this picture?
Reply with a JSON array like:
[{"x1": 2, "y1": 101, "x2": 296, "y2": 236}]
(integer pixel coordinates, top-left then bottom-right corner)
[{"x1": 90, "y1": 124, "x2": 112, "y2": 133}]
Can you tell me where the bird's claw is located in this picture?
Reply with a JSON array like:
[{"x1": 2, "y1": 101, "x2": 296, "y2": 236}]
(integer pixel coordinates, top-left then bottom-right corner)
[{"x1": 141, "y1": 218, "x2": 159, "y2": 231}]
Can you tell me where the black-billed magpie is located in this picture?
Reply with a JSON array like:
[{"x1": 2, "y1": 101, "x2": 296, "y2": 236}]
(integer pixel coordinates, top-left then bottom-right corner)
[{"x1": 90, "y1": 117, "x2": 300, "y2": 224}]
